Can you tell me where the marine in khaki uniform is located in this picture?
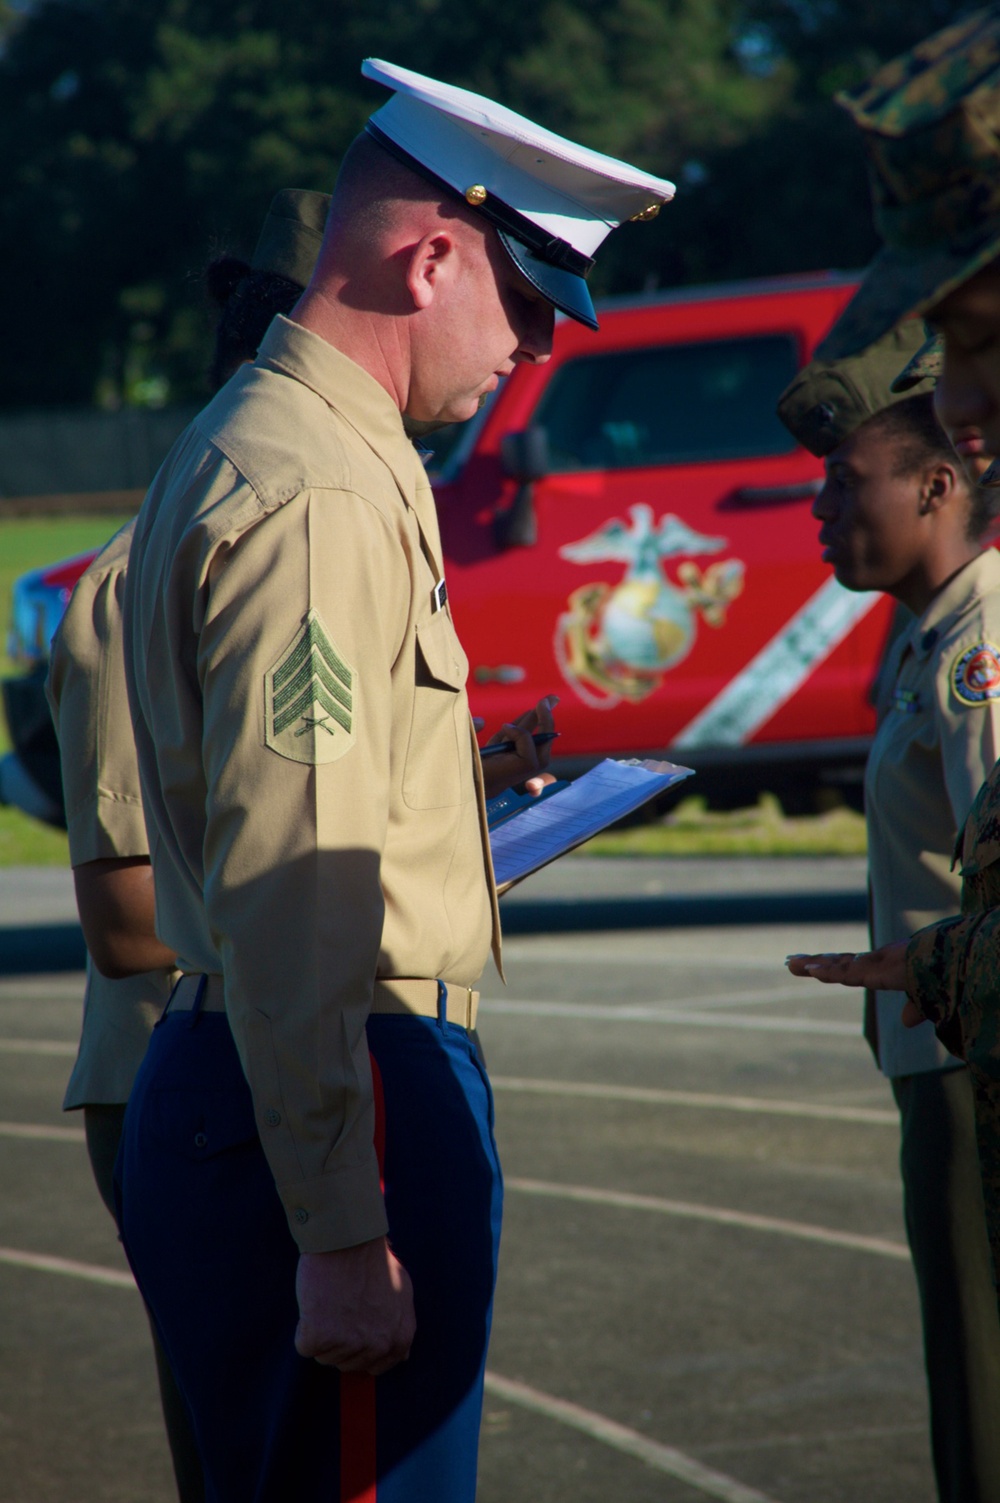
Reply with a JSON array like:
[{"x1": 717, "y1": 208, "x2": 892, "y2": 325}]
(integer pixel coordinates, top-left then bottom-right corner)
[
  {"x1": 45, "y1": 520, "x2": 198, "y2": 1500},
  {"x1": 117, "y1": 60, "x2": 675, "y2": 1503},
  {"x1": 780, "y1": 322, "x2": 1000, "y2": 1503},
  {"x1": 44, "y1": 187, "x2": 331, "y2": 1503}
]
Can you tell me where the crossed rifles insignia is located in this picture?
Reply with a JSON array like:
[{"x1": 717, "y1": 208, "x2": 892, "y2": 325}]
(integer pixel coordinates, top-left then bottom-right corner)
[{"x1": 265, "y1": 609, "x2": 357, "y2": 765}]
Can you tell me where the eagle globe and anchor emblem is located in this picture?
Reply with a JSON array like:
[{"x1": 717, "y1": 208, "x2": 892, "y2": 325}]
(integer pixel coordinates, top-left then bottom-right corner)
[{"x1": 554, "y1": 504, "x2": 745, "y2": 708}]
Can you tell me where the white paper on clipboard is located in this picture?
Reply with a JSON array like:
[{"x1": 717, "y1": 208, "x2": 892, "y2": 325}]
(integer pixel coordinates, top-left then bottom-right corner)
[{"x1": 489, "y1": 758, "x2": 694, "y2": 893}]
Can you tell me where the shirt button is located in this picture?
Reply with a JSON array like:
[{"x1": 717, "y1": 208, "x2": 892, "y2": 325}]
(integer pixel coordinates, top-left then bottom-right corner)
[
  {"x1": 294, "y1": 1207, "x2": 309, "y2": 1225},
  {"x1": 194, "y1": 1132, "x2": 208, "y2": 1149},
  {"x1": 264, "y1": 1109, "x2": 281, "y2": 1127}
]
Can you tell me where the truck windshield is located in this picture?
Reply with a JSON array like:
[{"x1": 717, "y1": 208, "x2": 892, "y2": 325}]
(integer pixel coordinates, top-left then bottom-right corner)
[{"x1": 533, "y1": 334, "x2": 799, "y2": 472}]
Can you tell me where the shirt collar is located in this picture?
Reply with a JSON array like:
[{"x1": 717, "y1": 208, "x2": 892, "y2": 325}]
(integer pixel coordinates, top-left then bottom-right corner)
[
  {"x1": 909, "y1": 549, "x2": 1000, "y2": 660},
  {"x1": 255, "y1": 315, "x2": 425, "y2": 505}
]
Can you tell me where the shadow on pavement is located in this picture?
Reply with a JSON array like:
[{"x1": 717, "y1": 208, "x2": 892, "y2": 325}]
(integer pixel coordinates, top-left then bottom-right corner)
[
  {"x1": 496, "y1": 883, "x2": 860, "y2": 931},
  {"x1": 501, "y1": 889, "x2": 867, "y2": 935},
  {"x1": 0, "y1": 890, "x2": 867, "y2": 975},
  {"x1": 0, "y1": 924, "x2": 87, "y2": 975}
]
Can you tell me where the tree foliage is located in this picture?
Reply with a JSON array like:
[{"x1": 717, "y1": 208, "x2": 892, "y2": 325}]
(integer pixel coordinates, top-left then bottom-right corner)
[{"x1": 0, "y1": 0, "x2": 972, "y2": 409}]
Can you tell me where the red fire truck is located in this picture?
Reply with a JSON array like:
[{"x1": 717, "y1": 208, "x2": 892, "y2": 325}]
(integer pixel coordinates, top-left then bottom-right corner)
[
  {"x1": 3, "y1": 270, "x2": 888, "y2": 824},
  {"x1": 433, "y1": 268, "x2": 884, "y2": 805}
]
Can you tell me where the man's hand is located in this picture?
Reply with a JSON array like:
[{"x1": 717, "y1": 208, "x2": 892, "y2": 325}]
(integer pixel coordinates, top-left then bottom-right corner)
[
  {"x1": 294, "y1": 1236, "x2": 415, "y2": 1376},
  {"x1": 785, "y1": 941, "x2": 909, "y2": 995},
  {"x1": 480, "y1": 694, "x2": 559, "y2": 799}
]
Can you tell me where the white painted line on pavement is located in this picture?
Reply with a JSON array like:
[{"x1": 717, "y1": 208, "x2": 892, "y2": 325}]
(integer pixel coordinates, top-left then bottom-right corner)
[
  {"x1": 0, "y1": 976, "x2": 85, "y2": 996},
  {"x1": 0, "y1": 1247, "x2": 134, "y2": 1288},
  {"x1": 484, "y1": 1371, "x2": 779, "y2": 1503},
  {"x1": 505, "y1": 1178, "x2": 910, "y2": 1261},
  {"x1": 0, "y1": 1120, "x2": 85, "y2": 1142},
  {"x1": 668, "y1": 987, "x2": 834, "y2": 1012},
  {"x1": 491, "y1": 1078, "x2": 896, "y2": 1126},
  {"x1": 503, "y1": 988, "x2": 829, "y2": 1014},
  {"x1": 485, "y1": 999, "x2": 859, "y2": 1035},
  {"x1": 0, "y1": 1036, "x2": 76, "y2": 1056},
  {"x1": 499, "y1": 945, "x2": 859, "y2": 970}
]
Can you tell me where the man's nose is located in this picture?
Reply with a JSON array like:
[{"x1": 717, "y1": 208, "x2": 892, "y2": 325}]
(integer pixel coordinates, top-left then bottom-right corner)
[
  {"x1": 812, "y1": 481, "x2": 835, "y2": 520},
  {"x1": 517, "y1": 306, "x2": 555, "y2": 365}
]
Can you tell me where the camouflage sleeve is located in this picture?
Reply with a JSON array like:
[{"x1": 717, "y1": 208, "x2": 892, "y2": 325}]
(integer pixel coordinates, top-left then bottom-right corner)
[{"x1": 905, "y1": 909, "x2": 1000, "y2": 1057}]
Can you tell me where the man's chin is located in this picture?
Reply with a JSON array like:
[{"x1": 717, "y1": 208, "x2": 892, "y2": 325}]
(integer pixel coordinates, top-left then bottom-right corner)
[{"x1": 414, "y1": 401, "x2": 481, "y2": 428}]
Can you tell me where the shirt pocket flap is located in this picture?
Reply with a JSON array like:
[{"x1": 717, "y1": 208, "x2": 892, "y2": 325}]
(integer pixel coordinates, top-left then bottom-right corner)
[{"x1": 415, "y1": 612, "x2": 468, "y2": 692}]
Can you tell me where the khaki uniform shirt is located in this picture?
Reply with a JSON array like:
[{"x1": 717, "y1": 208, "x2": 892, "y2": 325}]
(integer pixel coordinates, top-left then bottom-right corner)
[
  {"x1": 866, "y1": 549, "x2": 1000, "y2": 1077},
  {"x1": 45, "y1": 520, "x2": 177, "y2": 1109},
  {"x1": 123, "y1": 316, "x2": 500, "y2": 1255}
]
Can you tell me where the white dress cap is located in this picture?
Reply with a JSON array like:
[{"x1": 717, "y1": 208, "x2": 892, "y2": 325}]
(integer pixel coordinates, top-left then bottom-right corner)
[{"x1": 361, "y1": 58, "x2": 676, "y2": 330}]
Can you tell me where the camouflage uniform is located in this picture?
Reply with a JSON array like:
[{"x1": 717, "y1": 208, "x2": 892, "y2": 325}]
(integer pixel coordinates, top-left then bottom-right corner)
[{"x1": 816, "y1": 7, "x2": 1000, "y2": 364}]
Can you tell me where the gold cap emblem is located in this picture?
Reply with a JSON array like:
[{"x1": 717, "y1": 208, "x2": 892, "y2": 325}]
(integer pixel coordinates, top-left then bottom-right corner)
[
  {"x1": 464, "y1": 184, "x2": 488, "y2": 206},
  {"x1": 629, "y1": 202, "x2": 661, "y2": 223}
]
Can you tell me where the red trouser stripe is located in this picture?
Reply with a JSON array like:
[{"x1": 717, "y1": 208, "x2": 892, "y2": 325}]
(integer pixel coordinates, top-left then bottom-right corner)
[
  {"x1": 339, "y1": 1054, "x2": 386, "y2": 1503},
  {"x1": 340, "y1": 1377, "x2": 377, "y2": 1503}
]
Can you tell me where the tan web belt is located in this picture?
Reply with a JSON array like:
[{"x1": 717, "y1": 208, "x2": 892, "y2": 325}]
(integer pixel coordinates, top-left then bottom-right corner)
[{"x1": 169, "y1": 973, "x2": 478, "y2": 1031}]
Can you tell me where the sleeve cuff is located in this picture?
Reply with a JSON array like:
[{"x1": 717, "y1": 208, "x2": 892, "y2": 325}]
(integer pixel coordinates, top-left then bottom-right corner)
[
  {"x1": 904, "y1": 918, "x2": 967, "y2": 1028},
  {"x1": 67, "y1": 793, "x2": 150, "y2": 866},
  {"x1": 277, "y1": 1156, "x2": 388, "y2": 1254}
]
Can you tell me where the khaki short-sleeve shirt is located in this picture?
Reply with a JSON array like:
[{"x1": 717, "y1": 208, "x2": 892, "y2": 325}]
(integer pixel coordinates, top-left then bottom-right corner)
[
  {"x1": 45, "y1": 520, "x2": 177, "y2": 1109},
  {"x1": 865, "y1": 549, "x2": 1000, "y2": 1076},
  {"x1": 123, "y1": 317, "x2": 499, "y2": 1254}
]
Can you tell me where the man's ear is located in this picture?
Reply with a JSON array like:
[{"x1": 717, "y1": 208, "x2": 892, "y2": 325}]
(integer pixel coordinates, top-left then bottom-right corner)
[
  {"x1": 920, "y1": 460, "x2": 961, "y2": 514},
  {"x1": 405, "y1": 231, "x2": 456, "y2": 311}
]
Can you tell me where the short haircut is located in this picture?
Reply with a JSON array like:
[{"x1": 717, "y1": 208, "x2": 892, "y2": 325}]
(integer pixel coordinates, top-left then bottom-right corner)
[{"x1": 326, "y1": 132, "x2": 468, "y2": 248}]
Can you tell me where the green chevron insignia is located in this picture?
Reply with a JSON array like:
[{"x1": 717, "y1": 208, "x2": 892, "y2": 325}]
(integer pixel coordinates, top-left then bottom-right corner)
[{"x1": 264, "y1": 609, "x2": 357, "y2": 765}]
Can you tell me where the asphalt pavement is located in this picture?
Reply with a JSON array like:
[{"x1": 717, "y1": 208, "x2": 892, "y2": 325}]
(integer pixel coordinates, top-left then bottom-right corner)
[{"x1": 0, "y1": 857, "x2": 936, "y2": 1503}]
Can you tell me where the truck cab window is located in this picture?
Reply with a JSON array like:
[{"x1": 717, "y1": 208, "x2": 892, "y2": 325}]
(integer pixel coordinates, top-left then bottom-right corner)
[{"x1": 533, "y1": 335, "x2": 799, "y2": 472}]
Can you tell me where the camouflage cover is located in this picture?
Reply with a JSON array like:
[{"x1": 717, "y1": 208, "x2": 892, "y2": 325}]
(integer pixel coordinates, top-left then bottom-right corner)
[
  {"x1": 890, "y1": 326, "x2": 944, "y2": 392},
  {"x1": 816, "y1": 7, "x2": 1000, "y2": 362},
  {"x1": 250, "y1": 189, "x2": 330, "y2": 288},
  {"x1": 777, "y1": 318, "x2": 934, "y2": 455}
]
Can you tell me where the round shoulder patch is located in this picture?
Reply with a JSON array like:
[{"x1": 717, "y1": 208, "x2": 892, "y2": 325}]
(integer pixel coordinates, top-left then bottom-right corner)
[{"x1": 951, "y1": 642, "x2": 1000, "y2": 706}]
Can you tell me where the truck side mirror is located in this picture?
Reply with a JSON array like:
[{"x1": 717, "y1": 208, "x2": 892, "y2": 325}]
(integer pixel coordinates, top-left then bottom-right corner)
[
  {"x1": 500, "y1": 427, "x2": 550, "y2": 482},
  {"x1": 495, "y1": 427, "x2": 550, "y2": 549}
]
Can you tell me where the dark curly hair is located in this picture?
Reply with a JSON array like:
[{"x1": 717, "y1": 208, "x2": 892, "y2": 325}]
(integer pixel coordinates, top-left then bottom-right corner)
[{"x1": 205, "y1": 255, "x2": 304, "y2": 390}]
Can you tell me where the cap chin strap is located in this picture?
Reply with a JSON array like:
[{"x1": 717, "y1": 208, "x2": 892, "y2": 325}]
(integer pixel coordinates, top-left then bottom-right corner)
[{"x1": 365, "y1": 121, "x2": 595, "y2": 280}]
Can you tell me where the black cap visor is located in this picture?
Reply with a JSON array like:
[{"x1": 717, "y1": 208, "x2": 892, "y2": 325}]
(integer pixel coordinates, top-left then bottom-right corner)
[{"x1": 498, "y1": 229, "x2": 598, "y2": 330}]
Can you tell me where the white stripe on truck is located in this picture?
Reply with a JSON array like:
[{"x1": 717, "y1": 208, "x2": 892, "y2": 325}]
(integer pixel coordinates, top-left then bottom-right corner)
[{"x1": 673, "y1": 577, "x2": 880, "y2": 749}]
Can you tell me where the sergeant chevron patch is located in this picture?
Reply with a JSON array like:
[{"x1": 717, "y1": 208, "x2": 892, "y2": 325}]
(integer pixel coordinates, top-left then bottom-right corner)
[{"x1": 265, "y1": 609, "x2": 357, "y2": 764}]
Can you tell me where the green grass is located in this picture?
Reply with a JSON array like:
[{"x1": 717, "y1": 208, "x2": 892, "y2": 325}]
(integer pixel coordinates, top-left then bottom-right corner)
[
  {"x1": 1, "y1": 514, "x2": 133, "y2": 754},
  {"x1": 582, "y1": 792, "x2": 867, "y2": 858},
  {"x1": 1, "y1": 515, "x2": 130, "y2": 868},
  {"x1": 0, "y1": 805, "x2": 70, "y2": 865}
]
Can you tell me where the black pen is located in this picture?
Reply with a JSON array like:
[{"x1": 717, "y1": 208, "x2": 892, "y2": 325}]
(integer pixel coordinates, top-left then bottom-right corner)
[{"x1": 479, "y1": 731, "x2": 560, "y2": 759}]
